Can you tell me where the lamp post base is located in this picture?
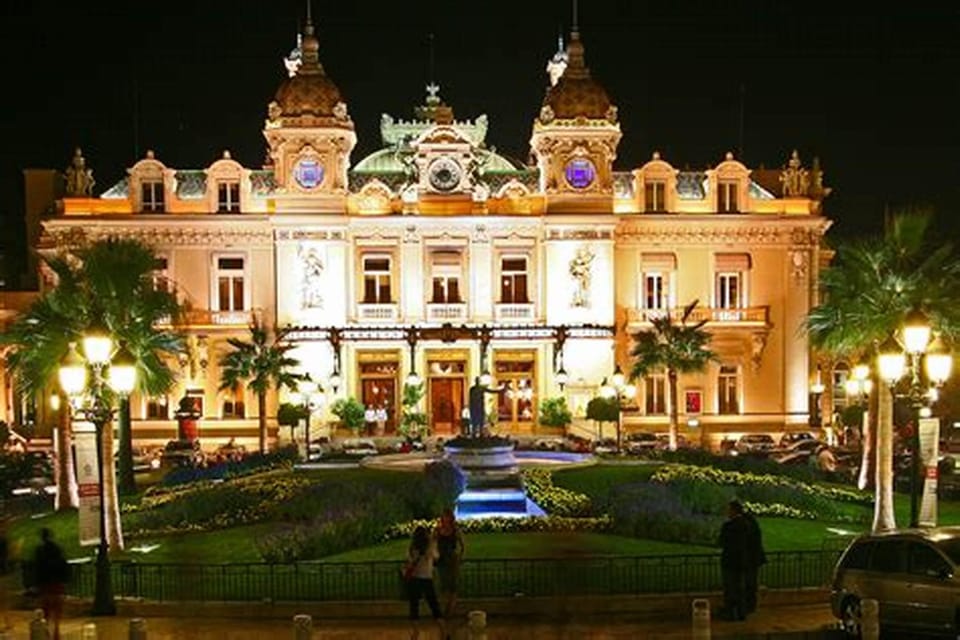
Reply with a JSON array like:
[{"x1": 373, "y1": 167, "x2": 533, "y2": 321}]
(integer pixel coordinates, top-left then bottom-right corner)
[{"x1": 92, "y1": 541, "x2": 115, "y2": 615}]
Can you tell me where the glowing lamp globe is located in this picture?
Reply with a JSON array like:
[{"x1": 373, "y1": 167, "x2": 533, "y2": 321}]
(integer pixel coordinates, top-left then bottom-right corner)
[
  {"x1": 58, "y1": 343, "x2": 88, "y2": 396},
  {"x1": 555, "y1": 367, "x2": 568, "y2": 389},
  {"x1": 479, "y1": 371, "x2": 492, "y2": 387},
  {"x1": 852, "y1": 363, "x2": 870, "y2": 382},
  {"x1": 925, "y1": 352, "x2": 953, "y2": 386},
  {"x1": 328, "y1": 370, "x2": 341, "y2": 392},
  {"x1": 405, "y1": 371, "x2": 421, "y2": 387},
  {"x1": 902, "y1": 308, "x2": 932, "y2": 355},
  {"x1": 299, "y1": 379, "x2": 318, "y2": 395},
  {"x1": 82, "y1": 325, "x2": 114, "y2": 365},
  {"x1": 107, "y1": 344, "x2": 137, "y2": 395},
  {"x1": 877, "y1": 336, "x2": 906, "y2": 386},
  {"x1": 611, "y1": 366, "x2": 625, "y2": 389}
]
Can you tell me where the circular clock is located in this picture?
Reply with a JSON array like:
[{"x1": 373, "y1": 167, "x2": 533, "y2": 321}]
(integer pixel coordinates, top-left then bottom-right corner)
[
  {"x1": 564, "y1": 157, "x2": 596, "y2": 190},
  {"x1": 293, "y1": 158, "x2": 324, "y2": 190},
  {"x1": 428, "y1": 158, "x2": 462, "y2": 192}
]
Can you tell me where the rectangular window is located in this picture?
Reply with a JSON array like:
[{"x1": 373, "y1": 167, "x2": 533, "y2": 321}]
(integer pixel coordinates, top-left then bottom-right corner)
[
  {"x1": 644, "y1": 373, "x2": 666, "y2": 415},
  {"x1": 643, "y1": 273, "x2": 667, "y2": 310},
  {"x1": 146, "y1": 396, "x2": 168, "y2": 419},
  {"x1": 718, "y1": 365, "x2": 739, "y2": 415},
  {"x1": 500, "y1": 256, "x2": 529, "y2": 304},
  {"x1": 644, "y1": 181, "x2": 666, "y2": 212},
  {"x1": 718, "y1": 181, "x2": 738, "y2": 213},
  {"x1": 152, "y1": 256, "x2": 170, "y2": 293},
  {"x1": 716, "y1": 272, "x2": 741, "y2": 309},
  {"x1": 217, "y1": 182, "x2": 241, "y2": 213},
  {"x1": 141, "y1": 181, "x2": 165, "y2": 212},
  {"x1": 362, "y1": 255, "x2": 392, "y2": 303},
  {"x1": 430, "y1": 253, "x2": 462, "y2": 303},
  {"x1": 222, "y1": 387, "x2": 245, "y2": 418},
  {"x1": 215, "y1": 256, "x2": 245, "y2": 311}
]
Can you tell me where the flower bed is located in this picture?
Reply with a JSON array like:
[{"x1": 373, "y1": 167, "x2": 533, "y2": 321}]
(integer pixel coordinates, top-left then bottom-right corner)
[
  {"x1": 382, "y1": 515, "x2": 613, "y2": 541},
  {"x1": 521, "y1": 468, "x2": 592, "y2": 517}
]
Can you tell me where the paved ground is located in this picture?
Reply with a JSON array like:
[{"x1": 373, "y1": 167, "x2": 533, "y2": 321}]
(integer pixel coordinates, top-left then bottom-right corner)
[{"x1": 2, "y1": 603, "x2": 841, "y2": 639}]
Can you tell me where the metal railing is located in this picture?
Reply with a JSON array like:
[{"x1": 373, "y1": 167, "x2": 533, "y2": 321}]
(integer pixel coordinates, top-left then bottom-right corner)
[
  {"x1": 627, "y1": 306, "x2": 770, "y2": 326},
  {"x1": 53, "y1": 550, "x2": 840, "y2": 604}
]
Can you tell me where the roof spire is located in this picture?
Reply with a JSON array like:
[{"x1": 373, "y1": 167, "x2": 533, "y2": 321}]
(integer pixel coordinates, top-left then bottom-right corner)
[
  {"x1": 428, "y1": 33, "x2": 436, "y2": 86},
  {"x1": 572, "y1": 0, "x2": 579, "y2": 34},
  {"x1": 298, "y1": 0, "x2": 322, "y2": 75}
]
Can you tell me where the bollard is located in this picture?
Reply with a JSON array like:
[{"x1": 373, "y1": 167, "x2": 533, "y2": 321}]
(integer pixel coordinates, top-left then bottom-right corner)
[
  {"x1": 29, "y1": 609, "x2": 46, "y2": 640},
  {"x1": 691, "y1": 598, "x2": 711, "y2": 640},
  {"x1": 860, "y1": 598, "x2": 879, "y2": 640},
  {"x1": 467, "y1": 609, "x2": 487, "y2": 640},
  {"x1": 81, "y1": 622, "x2": 98, "y2": 640},
  {"x1": 293, "y1": 614, "x2": 312, "y2": 640},
  {"x1": 129, "y1": 618, "x2": 147, "y2": 640}
]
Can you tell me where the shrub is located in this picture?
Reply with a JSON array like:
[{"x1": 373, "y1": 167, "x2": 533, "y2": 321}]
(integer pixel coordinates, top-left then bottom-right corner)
[
  {"x1": 649, "y1": 448, "x2": 842, "y2": 485},
  {"x1": 608, "y1": 482, "x2": 721, "y2": 546},
  {"x1": 399, "y1": 383, "x2": 428, "y2": 439},
  {"x1": 538, "y1": 397, "x2": 573, "y2": 429},
  {"x1": 331, "y1": 397, "x2": 366, "y2": 432},
  {"x1": 160, "y1": 445, "x2": 299, "y2": 486},
  {"x1": 521, "y1": 468, "x2": 591, "y2": 516},
  {"x1": 383, "y1": 515, "x2": 613, "y2": 540}
]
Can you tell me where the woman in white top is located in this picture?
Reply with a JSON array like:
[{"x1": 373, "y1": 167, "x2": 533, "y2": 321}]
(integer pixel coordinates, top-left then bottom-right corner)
[{"x1": 406, "y1": 525, "x2": 445, "y2": 637}]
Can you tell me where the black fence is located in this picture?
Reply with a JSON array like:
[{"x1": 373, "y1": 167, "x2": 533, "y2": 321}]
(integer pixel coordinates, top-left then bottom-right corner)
[{"x1": 55, "y1": 549, "x2": 841, "y2": 603}]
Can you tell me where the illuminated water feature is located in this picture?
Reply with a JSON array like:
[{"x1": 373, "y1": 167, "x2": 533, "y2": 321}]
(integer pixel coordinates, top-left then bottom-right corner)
[{"x1": 363, "y1": 441, "x2": 594, "y2": 520}]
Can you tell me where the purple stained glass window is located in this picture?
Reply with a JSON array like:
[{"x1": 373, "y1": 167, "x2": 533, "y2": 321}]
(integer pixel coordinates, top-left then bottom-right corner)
[
  {"x1": 294, "y1": 158, "x2": 324, "y2": 189},
  {"x1": 565, "y1": 158, "x2": 596, "y2": 189}
]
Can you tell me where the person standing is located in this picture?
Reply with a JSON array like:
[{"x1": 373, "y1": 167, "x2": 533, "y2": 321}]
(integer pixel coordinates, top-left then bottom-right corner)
[
  {"x1": 33, "y1": 528, "x2": 69, "y2": 640},
  {"x1": 718, "y1": 500, "x2": 749, "y2": 621},
  {"x1": 434, "y1": 508, "x2": 465, "y2": 619},
  {"x1": 742, "y1": 506, "x2": 767, "y2": 616},
  {"x1": 406, "y1": 526, "x2": 445, "y2": 638}
]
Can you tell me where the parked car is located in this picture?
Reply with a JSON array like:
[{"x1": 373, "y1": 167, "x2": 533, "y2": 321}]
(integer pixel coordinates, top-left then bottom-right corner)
[
  {"x1": 655, "y1": 433, "x2": 690, "y2": 449},
  {"x1": 735, "y1": 434, "x2": 776, "y2": 455},
  {"x1": 341, "y1": 438, "x2": 378, "y2": 457},
  {"x1": 593, "y1": 438, "x2": 620, "y2": 455},
  {"x1": 831, "y1": 527, "x2": 960, "y2": 636},
  {"x1": 130, "y1": 447, "x2": 163, "y2": 471},
  {"x1": 533, "y1": 437, "x2": 566, "y2": 451},
  {"x1": 779, "y1": 431, "x2": 817, "y2": 448},
  {"x1": 625, "y1": 432, "x2": 659, "y2": 455},
  {"x1": 563, "y1": 434, "x2": 593, "y2": 453},
  {"x1": 162, "y1": 440, "x2": 204, "y2": 468},
  {"x1": 771, "y1": 439, "x2": 823, "y2": 463}
]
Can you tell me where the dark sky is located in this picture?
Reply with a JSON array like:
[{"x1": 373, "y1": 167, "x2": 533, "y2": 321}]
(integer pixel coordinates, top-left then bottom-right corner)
[{"x1": 1, "y1": 1, "x2": 958, "y2": 282}]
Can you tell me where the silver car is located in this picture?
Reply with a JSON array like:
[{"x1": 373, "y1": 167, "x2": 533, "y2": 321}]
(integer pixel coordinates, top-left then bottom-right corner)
[{"x1": 831, "y1": 527, "x2": 960, "y2": 636}]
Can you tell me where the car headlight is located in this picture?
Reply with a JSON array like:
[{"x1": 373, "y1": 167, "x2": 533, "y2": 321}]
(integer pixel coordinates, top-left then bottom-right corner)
[{"x1": 150, "y1": 459, "x2": 161, "y2": 469}]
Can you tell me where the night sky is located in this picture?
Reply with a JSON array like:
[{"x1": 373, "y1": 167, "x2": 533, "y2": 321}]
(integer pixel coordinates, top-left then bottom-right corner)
[{"x1": 0, "y1": 1, "x2": 957, "y2": 284}]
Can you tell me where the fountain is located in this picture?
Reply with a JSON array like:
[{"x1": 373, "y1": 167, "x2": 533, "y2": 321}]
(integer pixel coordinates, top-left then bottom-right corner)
[{"x1": 442, "y1": 436, "x2": 546, "y2": 520}]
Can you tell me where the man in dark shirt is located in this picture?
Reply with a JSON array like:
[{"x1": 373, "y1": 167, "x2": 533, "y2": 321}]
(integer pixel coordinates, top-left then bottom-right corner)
[
  {"x1": 718, "y1": 500, "x2": 749, "y2": 620},
  {"x1": 742, "y1": 508, "x2": 767, "y2": 615},
  {"x1": 33, "y1": 528, "x2": 69, "y2": 640}
]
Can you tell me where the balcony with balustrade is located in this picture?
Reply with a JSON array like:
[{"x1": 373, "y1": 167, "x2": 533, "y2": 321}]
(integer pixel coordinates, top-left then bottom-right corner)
[
  {"x1": 356, "y1": 303, "x2": 400, "y2": 323},
  {"x1": 627, "y1": 306, "x2": 770, "y2": 329},
  {"x1": 425, "y1": 302, "x2": 468, "y2": 323},
  {"x1": 494, "y1": 303, "x2": 536, "y2": 323},
  {"x1": 159, "y1": 308, "x2": 261, "y2": 329}
]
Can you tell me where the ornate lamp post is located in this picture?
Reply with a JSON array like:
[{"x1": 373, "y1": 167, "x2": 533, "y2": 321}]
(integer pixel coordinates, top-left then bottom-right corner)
[
  {"x1": 601, "y1": 365, "x2": 636, "y2": 452},
  {"x1": 58, "y1": 330, "x2": 137, "y2": 616},
  {"x1": 296, "y1": 377, "x2": 323, "y2": 459},
  {"x1": 877, "y1": 309, "x2": 953, "y2": 527}
]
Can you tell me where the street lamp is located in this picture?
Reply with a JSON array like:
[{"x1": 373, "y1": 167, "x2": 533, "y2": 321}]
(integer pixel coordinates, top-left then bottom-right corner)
[
  {"x1": 601, "y1": 368, "x2": 636, "y2": 452},
  {"x1": 58, "y1": 335, "x2": 137, "y2": 616},
  {"x1": 296, "y1": 378, "x2": 323, "y2": 460},
  {"x1": 877, "y1": 309, "x2": 954, "y2": 527},
  {"x1": 555, "y1": 366, "x2": 569, "y2": 392}
]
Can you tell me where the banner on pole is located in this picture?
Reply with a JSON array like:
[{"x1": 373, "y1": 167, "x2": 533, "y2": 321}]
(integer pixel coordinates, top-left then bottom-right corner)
[
  {"x1": 73, "y1": 422, "x2": 101, "y2": 546},
  {"x1": 918, "y1": 417, "x2": 940, "y2": 528}
]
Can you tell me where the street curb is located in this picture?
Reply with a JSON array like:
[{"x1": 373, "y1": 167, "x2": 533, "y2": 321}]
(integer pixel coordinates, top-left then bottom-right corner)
[{"x1": 50, "y1": 587, "x2": 829, "y2": 620}]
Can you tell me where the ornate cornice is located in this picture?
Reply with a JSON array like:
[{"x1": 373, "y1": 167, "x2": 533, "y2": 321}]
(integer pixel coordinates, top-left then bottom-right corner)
[
  {"x1": 42, "y1": 222, "x2": 272, "y2": 248},
  {"x1": 275, "y1": 229, "x2": 345, "y2": 241},
  {"x1": 615, "y1": 219, "x2": 830, "y2": 247},
  {"x1": 546, "y1": 228, "x2": 614, "y2": 240}
]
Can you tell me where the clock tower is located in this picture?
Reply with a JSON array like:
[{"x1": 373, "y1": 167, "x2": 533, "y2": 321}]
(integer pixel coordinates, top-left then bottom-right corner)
[
  {"x1": 529, "y1": 28, "x2": 621, "y2": 212},
  {"x1": 262, "y1": 8, "x2": 356, "y2": 211}
]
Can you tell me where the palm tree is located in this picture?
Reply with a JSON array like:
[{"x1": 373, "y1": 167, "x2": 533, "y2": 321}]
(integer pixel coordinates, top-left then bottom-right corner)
[
  {"x1": 219, "y1": 323, "x2": 305, "y2": 453},
  {"x1": 806, "y1": 212, "x2": 960, "y2": 532},
  {"x1": 2, "y1": 237, "x2": 183, "y2": 535},
  {"x1": 628, "y1": 300, "x2": 716, "y2": 451}
]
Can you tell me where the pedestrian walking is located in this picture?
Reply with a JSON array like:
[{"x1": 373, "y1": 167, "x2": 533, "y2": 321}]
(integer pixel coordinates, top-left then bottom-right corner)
[
  {"x1": 742, "y1": 507, "x2": 767, "y2": 616},
  {"x1": 33, "y1": 528, "x2": 69, "y2": 640},
  {"x1": 405, "y1": 526, "x2": 445, "y2": 639},
  {"x1": 717, "y1": 500, "x2": 749, "y2": 620},
  {"x1": 434, "y1": 507, "x2": 465, "y2": 618}
]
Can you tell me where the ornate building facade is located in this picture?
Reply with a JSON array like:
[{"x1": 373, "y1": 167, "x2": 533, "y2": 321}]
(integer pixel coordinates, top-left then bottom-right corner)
[{"x1": 36, "y1": 17, "x2": 831, "y2": 447}]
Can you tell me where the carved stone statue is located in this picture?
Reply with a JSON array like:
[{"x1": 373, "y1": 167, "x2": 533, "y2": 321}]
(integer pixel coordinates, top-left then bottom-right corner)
[
  {"x1": 780, "y1": 150, "x2": 810, "y2": 197},
  {"x1": 64, "y1": 148, "x2": 95, "y2": 196},
  {"x1": 299, "y1": 245, "x2": 325, "y2": 309},
  {"x1": 569, "y1": 245, "x2": 596, "y2": 308}
]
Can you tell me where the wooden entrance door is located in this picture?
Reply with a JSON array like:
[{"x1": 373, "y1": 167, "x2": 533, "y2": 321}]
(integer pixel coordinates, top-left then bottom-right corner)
[{"x1": 429, "y1": 378, "x2": 464, "y2": 435}]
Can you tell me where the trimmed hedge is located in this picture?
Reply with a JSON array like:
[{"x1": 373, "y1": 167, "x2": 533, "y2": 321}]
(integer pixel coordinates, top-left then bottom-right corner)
[{"x1": 521, "y1": 468, "x2": 592, "y2": 517}]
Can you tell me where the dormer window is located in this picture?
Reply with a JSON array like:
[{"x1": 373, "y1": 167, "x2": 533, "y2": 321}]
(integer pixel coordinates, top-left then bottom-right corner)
[
  {"x1": 141, "y1": 180, "x2": 165, "y2": 212},
  {"x1": 644, "y1": 181, "x2": 666, "y2": 212},
  {"x1": 217, "y1": 181, "x2": 241, "y2": 213},
  {"x1": 718, "y1": 180, "x2": 739, "y2": 213}
]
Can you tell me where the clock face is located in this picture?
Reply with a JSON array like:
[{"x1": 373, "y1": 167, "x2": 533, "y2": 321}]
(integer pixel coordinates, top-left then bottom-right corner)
[
  {"x1": 428, "y1": 158, "x2": 462, "y2": 192},
  {"x1": 564, "y1": 157, "x2": 596, "y2": 190},
  {"x1": 293, "y1": 158, "x2": 324, "y2": 190}
]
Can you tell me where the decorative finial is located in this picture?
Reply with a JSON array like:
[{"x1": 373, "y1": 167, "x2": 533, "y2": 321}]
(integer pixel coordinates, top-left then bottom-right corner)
[
  {"x1": 652, "y1": 151, "x2": 661, "y2": 161},
  {"x1": 222, "y1": 150, "x2": 232, "y2": 160},
  {"x1": 298, "y1": 0, "x2": 322, "y2": 73},
  {"x1": 305, "y1": 0, "x2": 313, "y2": 30},
  {"x1": 426, "y1": 82, "x2": 440, "y2": 101},
  {"x1": 725, "y1": 151, "x2": 734, "y2": 161},
  {"x1": 146, "y1": 149, "x2": 155, "y2": 159},
  {"x1": 428, "y1": 33, "x2": 436, "y2": 87}
]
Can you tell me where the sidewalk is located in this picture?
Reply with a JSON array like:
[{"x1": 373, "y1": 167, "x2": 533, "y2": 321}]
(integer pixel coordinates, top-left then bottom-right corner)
[{"x1": 3, "y1": 603, "x2": 840, "y2": 639}]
